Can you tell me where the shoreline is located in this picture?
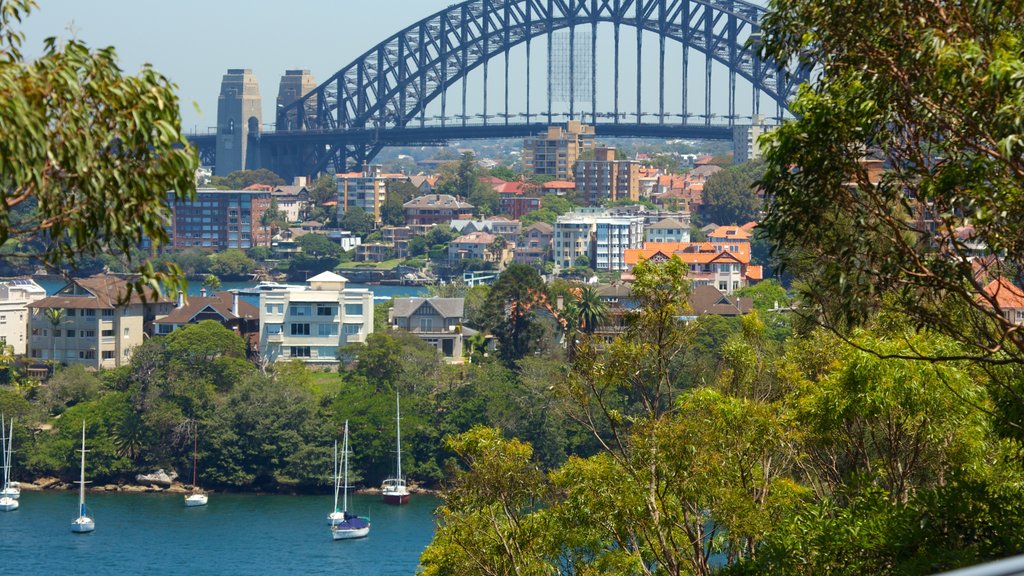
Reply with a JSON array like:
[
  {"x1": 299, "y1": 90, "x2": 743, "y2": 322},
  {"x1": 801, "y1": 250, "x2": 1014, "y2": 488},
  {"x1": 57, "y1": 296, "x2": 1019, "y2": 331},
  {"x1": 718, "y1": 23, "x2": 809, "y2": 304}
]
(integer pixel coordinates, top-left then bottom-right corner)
[{"x1": 14, "y1": 479, "x2": 441, "y2": 498}]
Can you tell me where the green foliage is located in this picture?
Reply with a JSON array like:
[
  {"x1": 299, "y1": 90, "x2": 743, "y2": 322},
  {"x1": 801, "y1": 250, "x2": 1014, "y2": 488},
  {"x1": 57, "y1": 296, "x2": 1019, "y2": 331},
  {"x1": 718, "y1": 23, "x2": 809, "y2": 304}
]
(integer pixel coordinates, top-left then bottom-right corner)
[
  {"x1": 0, "y1": 0, "x2": 197, "y2": 298},
  {"x1": 488, "y1": 166, "x2": 517, "y2": 181},
  {"x1": 339, "y1": 205, "x2": 373, "y2": 236},
  {"x1": 701, "y1": 160, "x2": 765, "y2": 226},
  {"x1": 381, "y1": 180, "x2": 417, "y2": 226},
  {"x1": 209, "y1": 168, "x2": 284, "y2": 190},
  {"x1": 480, "y1": 264, "x2": 551, "y2": 365},
  {"x1": 207, "y1": 250, "x2": 255, "y2": 279}
]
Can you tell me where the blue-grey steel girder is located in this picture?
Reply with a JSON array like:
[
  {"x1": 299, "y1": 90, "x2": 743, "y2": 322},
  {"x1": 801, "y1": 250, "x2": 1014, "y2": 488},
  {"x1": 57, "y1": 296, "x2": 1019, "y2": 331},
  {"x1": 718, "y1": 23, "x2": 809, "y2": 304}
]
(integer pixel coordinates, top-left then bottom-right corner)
[{"x1": 276, "y1": 0, "x2": 807, "y2": 134}]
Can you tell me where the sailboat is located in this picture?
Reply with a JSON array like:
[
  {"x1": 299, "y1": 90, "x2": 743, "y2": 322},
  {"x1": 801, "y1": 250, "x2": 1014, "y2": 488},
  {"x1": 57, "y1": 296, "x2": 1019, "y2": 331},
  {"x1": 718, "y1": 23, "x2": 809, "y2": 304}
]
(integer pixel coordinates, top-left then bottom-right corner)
[
  {"x1": 184, "y1": 425, "x2": 208, "y2": 507},
  {"x1": 381, "y1": 391, "x2": 410, "y2": 505},
  {"x1": 71, "y1": 421, "x2": 95, "y2": 533},
  {"x1": 330, "y1": 421, "x2": 370, "y2": 540},
  {"x1": 0, "y1": 415, "x2": 18, "y2": 512}
]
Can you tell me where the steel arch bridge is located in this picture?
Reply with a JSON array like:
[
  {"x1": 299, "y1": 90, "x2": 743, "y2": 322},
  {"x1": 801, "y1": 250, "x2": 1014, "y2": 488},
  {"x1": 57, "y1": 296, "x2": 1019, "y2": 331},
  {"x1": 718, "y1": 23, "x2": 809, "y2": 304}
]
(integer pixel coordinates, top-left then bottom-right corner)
[{"x1": 248, "y1": 0, "x2": 807, "y2": 178}]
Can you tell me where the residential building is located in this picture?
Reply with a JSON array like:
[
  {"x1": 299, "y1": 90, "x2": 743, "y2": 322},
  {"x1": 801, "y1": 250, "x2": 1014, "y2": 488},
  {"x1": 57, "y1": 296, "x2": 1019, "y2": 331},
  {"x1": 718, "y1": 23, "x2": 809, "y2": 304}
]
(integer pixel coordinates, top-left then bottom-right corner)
[
  {"x1": 623, "y1": 241, "x2": 762, "y2": 294},
  {"x1": 449, "y1": 231, "x2": 499, "y2": 262},
  {"x1": 450, "y1": 219, "x2": 521, "y2": 242},
  {"x1": 336, "y1": 165, "x2": 394, "y2": 223},
  {"x1": 514, "y1": 222, "x2": 553, "y2": 265},
  {"x1": 981, "y1": 277, "x2": 1024, "y2": 326},
  {"x1": 707, "y1": 224, "x2": 754, "y2": 244},
  {"x1": 409, "y1": 174, "x2": 440, "y2": 194},
  {"x1": 553, "y1": 215, "x2": 597, "y2": 269},
  {"x1": 573, "y1": 147, "x2": 641, "y2": 205},
  {"x1": 734, "y1": 115, "x2": 770, "y2": 164},
  {"x1": 27, "y1": 276, "x2": 175, "y2": 369},
  {"x1": 354, "y1": 242, "x2": 394, "y2": 263},
  {"x1": 542, "y1": 180, "x2": 577, "y2": 197},
  {"x1": 687, "y1": 285, "x2": 754, "y2": 317},
  {"x1": 271, "y1": 182, "x2": 310, "y2": 222},
  {"x1": 153, "y1": 290, "x2": 260, "y2": 345},
  {"x1": 258, "y1": 272, "x2": 373, "y2": 366},
  {"x1": 645, "y1": 217, "x2": 691, "y2": 243},
  {"x1": 594, "y1": 216, "x2": 645, "y2": 272},
  {"x1": 389, "y1": 297, "x2": 474, "y2": 361},
  {"x1": 170, "y1": 189, "x2": 272, "y2": 251},
  {"x1": 0, "y1": 279, "x2": 47, "y2": 355},
  {"x1": 404, "y1": 194, "x2": 475, "y2": 225},
  {"x1": 522, "y1": 121, "x2": 596, "y2": 180}
]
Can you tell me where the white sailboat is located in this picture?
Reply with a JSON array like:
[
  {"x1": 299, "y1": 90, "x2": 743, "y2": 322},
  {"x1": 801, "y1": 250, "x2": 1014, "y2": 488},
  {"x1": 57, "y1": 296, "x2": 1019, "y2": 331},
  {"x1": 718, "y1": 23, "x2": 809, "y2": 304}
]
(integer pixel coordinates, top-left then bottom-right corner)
[
  {"x1": 71, "y1": 421, "x2": 95, "y2": 533},
  {"x1": 381, "y1": 391, "x2": 410, "y2": 505},
  {"x1": 330, "y1": 421, "x2": 370, "y2": 540},
  {"x1": 0, "y1": 415, "x2": 18, "y2": 512},
  {"x1": 326, "y1": 439, "x2": 345, "y2": 525},
  {"x1": 184, "y1": 425, "x2": 208, "y2": 507}
]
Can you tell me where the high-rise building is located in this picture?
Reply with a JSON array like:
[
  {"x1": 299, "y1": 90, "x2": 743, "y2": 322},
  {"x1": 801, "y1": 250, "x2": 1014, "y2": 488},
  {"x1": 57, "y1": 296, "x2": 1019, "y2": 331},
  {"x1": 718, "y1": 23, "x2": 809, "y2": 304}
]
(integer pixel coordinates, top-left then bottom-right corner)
[
  {"x1": 733, "y1": 115, "x2": 770, "y2": 164},
  {"x1": 523, "y1": 121, "x2": 595, "y2": 180},
  {"x1": 170, "y1": 189, "x2": 272, "y2": 251},
  {"x1": 573, "y1": 147, "x2": 641, "y2": 205},
  {"x1": 259, "y1": 272, "x2": 374, "y2": 366},
  {"x1": 337, "y1": 165, "x2": 407, "y2": 223},
  {"x1": 215, "y1": 69, "x2": 262, "y2": 175},
  {"x1": 553, "y1": 210, "x2": 645, "y2": 271}
]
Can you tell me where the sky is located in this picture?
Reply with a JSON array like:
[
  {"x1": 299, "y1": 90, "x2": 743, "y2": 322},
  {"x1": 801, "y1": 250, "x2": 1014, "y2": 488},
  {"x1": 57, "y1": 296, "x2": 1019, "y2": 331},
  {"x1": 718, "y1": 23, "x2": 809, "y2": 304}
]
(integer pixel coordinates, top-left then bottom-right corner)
[
  {"x1": 19, "y1": 0, "x2": 771, "y2": 133},
  {"x1": 19, "y1": 1, "x2": 455, "y2": 132}
]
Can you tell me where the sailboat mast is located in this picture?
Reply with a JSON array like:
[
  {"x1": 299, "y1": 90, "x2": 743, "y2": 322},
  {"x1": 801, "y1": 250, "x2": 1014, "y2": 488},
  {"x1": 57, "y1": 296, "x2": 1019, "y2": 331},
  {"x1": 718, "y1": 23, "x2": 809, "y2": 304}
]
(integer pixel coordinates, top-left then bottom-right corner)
[
  {"x1": 342, "y1": 421, "x2": 349, "y2": 514},
  {"x1": 78, "y1": 421, "x2": 87, "y2": 512},
  {"x1": 6, "y1": 417, "x2": 12, "y2": 489},
  {"x1": 192, "y1": 427, "x2": 198, "y2": 488},
  {"x1": 332, "y1": 440, "x2": 339, "y2": 513},
  {"x1": 395, "y1": 392, "x2": 402, "y2": 480},
  {"x1": 1, "y1": 415, "x2": 7, "y2": 490}
]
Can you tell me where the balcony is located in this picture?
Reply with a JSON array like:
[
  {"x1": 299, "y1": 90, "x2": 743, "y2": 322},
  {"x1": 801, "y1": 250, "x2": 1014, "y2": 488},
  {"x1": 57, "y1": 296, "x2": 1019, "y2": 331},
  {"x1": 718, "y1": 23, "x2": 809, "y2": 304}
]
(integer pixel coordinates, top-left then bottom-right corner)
[{"x1": 266, "y1": 333, "x2": 284, "y2": 343}]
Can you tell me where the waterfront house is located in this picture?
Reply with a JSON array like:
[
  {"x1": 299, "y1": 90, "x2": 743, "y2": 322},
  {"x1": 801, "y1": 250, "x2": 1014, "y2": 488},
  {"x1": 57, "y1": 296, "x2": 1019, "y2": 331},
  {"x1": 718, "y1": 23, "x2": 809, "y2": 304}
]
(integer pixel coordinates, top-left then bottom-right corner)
[{"x1": 389, "y1": 297, "x2": 471, "y2": 361}]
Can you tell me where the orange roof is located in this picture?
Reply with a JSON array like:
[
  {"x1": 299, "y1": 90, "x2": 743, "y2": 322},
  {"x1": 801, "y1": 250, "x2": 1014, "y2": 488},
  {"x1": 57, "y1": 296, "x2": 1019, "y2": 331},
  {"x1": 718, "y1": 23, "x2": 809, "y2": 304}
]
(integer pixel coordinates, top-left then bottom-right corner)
[
  {"x1": 497, "y1": 182, "x2": 529, "y2": 195},
  {"x1": 625, "y1": 241, "x2": 752, "y2": 266},
  {"x1": 982, "y1": 277, "x2": 1024, "y2": 309},
  {"x1": 745, "y1": 265, "x2": 764, "y2": 282},
  {"x1": 709, "y1": 225, "x2": 752, "y2": 241},
  {"x1": 543, "y1": 180, "x2": 576, "y2": 190},
  {"x1": 741, "y1": 221, "x2": 758, "y2": 232},
  {"x1": 243, "y1": 184, "x2": 274, "y2": 191}
]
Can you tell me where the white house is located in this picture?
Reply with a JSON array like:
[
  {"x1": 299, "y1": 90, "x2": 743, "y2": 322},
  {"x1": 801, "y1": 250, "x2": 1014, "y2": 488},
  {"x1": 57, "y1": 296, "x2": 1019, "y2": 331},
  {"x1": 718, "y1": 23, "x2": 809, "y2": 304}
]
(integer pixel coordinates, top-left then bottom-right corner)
[{"x1": 0, "y1": 279, "x2": 47, "y2": 355}]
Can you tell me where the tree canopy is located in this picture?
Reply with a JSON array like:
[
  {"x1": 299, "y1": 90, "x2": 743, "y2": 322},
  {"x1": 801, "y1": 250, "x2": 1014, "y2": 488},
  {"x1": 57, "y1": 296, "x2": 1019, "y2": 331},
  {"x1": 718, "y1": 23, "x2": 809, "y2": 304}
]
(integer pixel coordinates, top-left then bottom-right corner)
[
  {"x1": 700, "y1": 161, "x2": 764, "y2": 226},
  {"x1": 0, "y1": 0, "x2": 197, "y2": 298}
]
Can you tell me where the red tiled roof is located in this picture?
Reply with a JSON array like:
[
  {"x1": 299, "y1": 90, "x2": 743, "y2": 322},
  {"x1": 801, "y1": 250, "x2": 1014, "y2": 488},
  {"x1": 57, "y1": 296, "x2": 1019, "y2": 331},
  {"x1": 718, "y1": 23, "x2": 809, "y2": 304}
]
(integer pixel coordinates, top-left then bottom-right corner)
[
  {"x1": 982, "y1": 277, "x2": 1024, "y2": 309},
  {"x1": 542, "y1": 180, "x2": 576, "y2": 190},
  {"x1": 155, "y1": 291, "x2": 259, "y2": 325}
]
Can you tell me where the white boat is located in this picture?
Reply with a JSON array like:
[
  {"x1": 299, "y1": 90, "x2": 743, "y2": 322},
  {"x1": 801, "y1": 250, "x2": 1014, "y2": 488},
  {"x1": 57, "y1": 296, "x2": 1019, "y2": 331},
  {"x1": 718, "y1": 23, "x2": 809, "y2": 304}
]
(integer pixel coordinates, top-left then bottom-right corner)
[
  {"x1": 0, "y1": 415, "x2": 18, "y2": 512},
  {"x1": 184, "y1": 425, "x2": 208, "y2": 507},
  {"x1": 236, "y1": 281, "x2": 305, "y2": 296},
  {"x1": 326, "y1": 440, "x2": 344, "y2": 525},
  {"x1": 381, "y1": 392, "x2": 410, "y2": 506},
  {"x1": 71, "y1": 421, "x2": 95, "y2": 533},
  {"x1": 331, "y1": 421, "x2": 370, "y2": 540}
]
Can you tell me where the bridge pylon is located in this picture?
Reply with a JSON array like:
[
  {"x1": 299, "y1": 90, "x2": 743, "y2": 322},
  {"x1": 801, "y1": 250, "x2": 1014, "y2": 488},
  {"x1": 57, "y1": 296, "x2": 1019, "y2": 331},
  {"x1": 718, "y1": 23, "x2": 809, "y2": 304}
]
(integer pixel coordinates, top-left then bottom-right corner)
[{"x1": 215, "y1": 69, "x2": 262, "y2": 176}]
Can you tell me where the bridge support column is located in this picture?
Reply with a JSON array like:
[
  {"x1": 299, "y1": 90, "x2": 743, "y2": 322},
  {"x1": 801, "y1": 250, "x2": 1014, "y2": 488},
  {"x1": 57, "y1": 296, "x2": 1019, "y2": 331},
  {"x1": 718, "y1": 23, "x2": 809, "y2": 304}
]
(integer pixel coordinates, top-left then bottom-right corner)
[{"x1": 215, "y1": 69, "x2": 262, "y2": 176}]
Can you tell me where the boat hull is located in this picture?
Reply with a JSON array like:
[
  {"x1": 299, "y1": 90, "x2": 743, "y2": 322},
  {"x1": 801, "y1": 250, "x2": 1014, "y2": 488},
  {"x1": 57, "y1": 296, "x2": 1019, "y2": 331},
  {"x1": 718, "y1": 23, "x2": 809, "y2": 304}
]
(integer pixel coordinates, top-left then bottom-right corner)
[
  {"x1": 0, "y1": 496, "x2": 18, "y2": 511},
  {"x1": 71, "y1": 517, "x2": 95, "y2": 533},
  {"x1": 184, "y1": 494, "x2": 208, "y2": 507},
  {"x1": 331, "y1": 526, "x2": 370, "y2": 540},
  {"x1": 382, "y1": 492, "x2": 410, "y2": 505},
  {"x1": 327, "y1": 511, "x2": 345, "y2": 526},
  {"x1": 0, "y1": 486, "x2": 19, "y2": 500}
]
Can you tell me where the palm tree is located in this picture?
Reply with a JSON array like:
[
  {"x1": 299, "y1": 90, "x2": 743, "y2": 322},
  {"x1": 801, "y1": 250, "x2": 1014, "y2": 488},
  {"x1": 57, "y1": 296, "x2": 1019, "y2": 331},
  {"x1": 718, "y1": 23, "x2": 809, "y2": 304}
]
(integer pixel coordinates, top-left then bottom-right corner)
[
  {"x1": 43, "y1": 307, "x2": 66, "y2": 374},
  {"x1": 573, "y1": 286, "x2": 608, "y2": 334}
]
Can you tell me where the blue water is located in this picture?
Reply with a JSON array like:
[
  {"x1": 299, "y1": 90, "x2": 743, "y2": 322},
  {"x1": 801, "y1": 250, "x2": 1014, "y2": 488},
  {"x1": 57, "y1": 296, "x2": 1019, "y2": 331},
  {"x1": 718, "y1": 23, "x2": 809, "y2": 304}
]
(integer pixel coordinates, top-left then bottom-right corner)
[{"x1": 0, "y1": 491, "x2": 439, "y2": 575}]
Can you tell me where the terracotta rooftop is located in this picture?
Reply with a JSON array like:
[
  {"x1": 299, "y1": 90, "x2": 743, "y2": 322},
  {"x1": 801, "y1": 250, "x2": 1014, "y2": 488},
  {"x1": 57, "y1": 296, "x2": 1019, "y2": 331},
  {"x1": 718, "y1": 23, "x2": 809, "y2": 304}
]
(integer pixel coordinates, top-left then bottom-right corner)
[
  {"x1": 29, "y1": 276, "x2": 173, "y2": 310},
  {"x1": 155, "y1": 291, "x2": 258, "y2": 325},
  {"x1": 982, "y1": 277, "x2": 1024, "y2": 310}
]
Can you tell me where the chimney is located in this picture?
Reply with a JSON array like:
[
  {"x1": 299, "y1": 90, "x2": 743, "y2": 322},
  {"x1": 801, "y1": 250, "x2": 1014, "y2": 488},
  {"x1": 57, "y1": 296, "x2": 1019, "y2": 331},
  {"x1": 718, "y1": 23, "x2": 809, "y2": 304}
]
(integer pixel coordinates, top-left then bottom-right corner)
[
  {"x1": 176, "y1": 290, "x2": 185, "y2": 309},
  {"x1": 200, "y1": 287, "x2": 207, "y2": 297},
  {"x1": 232, "y1": 291, "x2": 239, "y2": 317},
  {"x1": 556, "y1": 295, "x2": 564, "y2": 311}
]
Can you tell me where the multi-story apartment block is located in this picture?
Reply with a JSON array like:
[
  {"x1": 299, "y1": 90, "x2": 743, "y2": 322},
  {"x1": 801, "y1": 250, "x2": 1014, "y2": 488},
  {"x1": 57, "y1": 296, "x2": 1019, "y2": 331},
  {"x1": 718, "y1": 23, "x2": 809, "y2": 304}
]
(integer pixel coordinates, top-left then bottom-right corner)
[
  {"x1": 336, "y1": 165, "x2": 398, "y2": 224},
  {"x1": 514, "y1": 222, "x2": 553, "y2": 265},
  {"x1": 733, "y1": 115, "x2": 770, "y2": 164},
  {"x1": 553, "y1": 211, "x2": 645, "y2": 271},
  {"x1": 28, "y1": 276, "x2": 175, "y2": 369},
  {"x1": 258, "y1": 272, "x2": 374, "y2": 366},
  {"x1": 553, "y1": 215, "x2": 597, "y2": 270},
  {"x1": 170, "y1": 189, "x2": 272, "y2": 251},
  {"x1": 573, "y1": 147, "x2": 641, "y2": 205},
  {"x1": 0, "y1": 279, "x2": 46, "y2": 354},
  {"x1": 522, "y1": 121, "x2": 596, "y2": 180},
  {"x1": 404, "y1": 194, "x2": 475, "y2": 225},
  {"x1": 449, "y1": 232, "x2": 499, "y2": 262}
]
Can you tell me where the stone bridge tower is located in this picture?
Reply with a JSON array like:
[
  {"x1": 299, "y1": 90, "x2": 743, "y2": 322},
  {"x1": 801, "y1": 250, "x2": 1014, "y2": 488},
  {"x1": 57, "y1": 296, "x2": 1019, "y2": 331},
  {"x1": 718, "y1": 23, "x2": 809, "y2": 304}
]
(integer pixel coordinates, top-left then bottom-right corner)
[{"x1": 215, "y1": 69, "x2": 262, "y2": 176}]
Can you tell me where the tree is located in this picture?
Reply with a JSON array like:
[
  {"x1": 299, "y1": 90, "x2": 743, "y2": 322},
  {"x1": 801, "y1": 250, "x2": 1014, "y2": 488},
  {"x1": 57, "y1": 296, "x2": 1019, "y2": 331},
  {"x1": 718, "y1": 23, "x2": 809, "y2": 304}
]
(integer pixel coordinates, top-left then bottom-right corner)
[
  {"x1": 339, "y1": 206, "x2": 373, "y2": 237},
  {"x1": 209, "y1": 168, "x2": 284, "y2": 190},
  {"x1": 757, "y1": 0, "x2": 1024, "y2": 365},
  {"x1": 489, "y1": 166, "x2": 517, "y2": 181},
  {"x1": 479, "y1": 264, "x2": 552, "y2": 365},
  {"x1": 308, "y1": 173, "x2": 337, "y2": 206},
  {"x1": 0, "y1": 1, "x2": 198, "y2": 298},
  {"x1": 295, "y1": 233, "x2": 342, "y2": 260},
  {"x1": 207, "y1": 250, "x2": 255, "y2": 279},
  {"x1": 381, "y1": 180, "x2": 418, "y2": 226},
  {"x1": 701, "y1": 161, "x2": 764, "y2": 225},
  {"x1": 202, "y1": 274, "x2": 221, "y2": 292},
  {"x1": 43, "y1": 307, "x2": 66, "y2": 372}
]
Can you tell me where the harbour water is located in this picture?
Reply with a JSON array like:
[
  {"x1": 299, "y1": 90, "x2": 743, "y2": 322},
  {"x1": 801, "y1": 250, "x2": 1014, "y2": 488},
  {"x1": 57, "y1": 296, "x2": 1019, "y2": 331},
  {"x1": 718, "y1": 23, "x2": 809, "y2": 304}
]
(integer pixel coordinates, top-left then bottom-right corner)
[{"x1": 0, "y1": 491, "x2": 439, "y2": 575}]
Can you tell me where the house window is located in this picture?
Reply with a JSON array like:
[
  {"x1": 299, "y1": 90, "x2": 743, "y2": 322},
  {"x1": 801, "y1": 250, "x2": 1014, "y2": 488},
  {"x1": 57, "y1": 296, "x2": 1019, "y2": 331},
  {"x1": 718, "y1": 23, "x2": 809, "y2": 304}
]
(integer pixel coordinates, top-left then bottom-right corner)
[
  {"x1": 84, "y1": 309, "x2": 96, "y2": 317},
  {"x1": 102, "y1": 329, "x2": 114, "y2": 337},
  {"x1": 318, "y1": 346, "x2": 338, "y2": 359},
  {"x1": 53, "y1": 329, "x2": 61, "y2": 337},
  {"x1": 67, "y1": 309, "x2": 76, "y2": 317},
  {"x1": 344, "y1": 304, "x2": 363, "y2": 316},
  {"x1": 290, "y1": 305, "x2": 311, "y2": 317},
  {"x1": 343, "y1": 324, "x2": 361, "y2": 336},
  {"x1": 123, "y1": 328, "x2": 130, "y2": 338},
  {"x1": 31, "y1": 328, "x2": 40, "y2": 336},
  {"x1": 102, "y1": 309, "x2": 114, "y2": 317},
  {"x1": 419, "y1": 318, "x2": 433, "y2": 331},
  {"x1": 289, "y1": 346, "x2": 311, "y2": 358},
  {"x1": 84, "y1": 330, "x2": 96, "y2": 338},
  {"x1": 266, "y1": 324, "x2": 283, "y2": 334},
  {"x1": 290, "y1": 323, "x2": 310, "y2": 336},
  {"x1": 265, "y1": 304, "x2": 274, "y2": 314},
  {"x1": 66, "y1": 329, "x2": 75, "y2": 338},
  {"x1": 0, "y1": 315, "x2": 5, "y2": 325},
  {"x1": 157, "y1": 325, "x2": 173, "y2": 335},
  {"x1": 318, "y1": 324, "x2": 339, "y2": 337},
  {"x1": 79, "y1": 350, "x2": 96, "y2": 359},
  {"x1": 317, "y1": 304, "x2": 335, "y2": 316},
  {"x1": 102, "y1": 351, "x2": 115, "y2": 360}
]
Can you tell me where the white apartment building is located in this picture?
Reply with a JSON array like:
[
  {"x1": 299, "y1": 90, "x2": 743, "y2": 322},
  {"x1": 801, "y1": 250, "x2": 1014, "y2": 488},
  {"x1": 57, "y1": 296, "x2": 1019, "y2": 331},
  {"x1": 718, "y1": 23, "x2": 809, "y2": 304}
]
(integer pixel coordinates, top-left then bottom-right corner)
[
  {"x1": 259, "y1": 271, "x2": 374, "y2": 366},
  {"x1": 594, "y1": 216, "x2": 645, "y2": 272},
  {"x1": 0, "y1": 279, "x2": 47, "y2": 355},
  {"x1": 554, "y1": 212, "x2": 645, "y2": 272},
  {"x1": 336, "y1": 165, "x2": 407, "y2": 223},
  {"x1": 645, "y1": 217, "x2": 691, "y2": 243}
]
